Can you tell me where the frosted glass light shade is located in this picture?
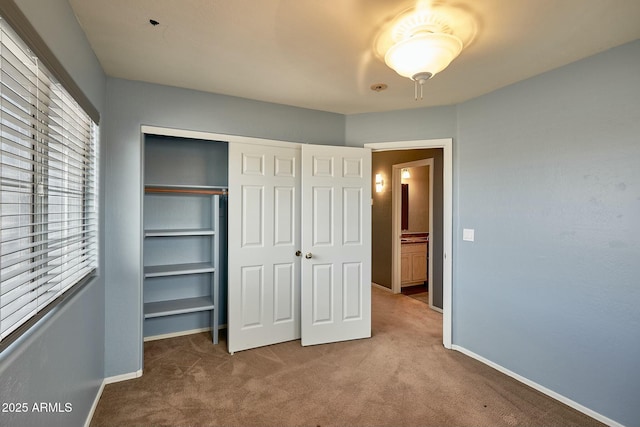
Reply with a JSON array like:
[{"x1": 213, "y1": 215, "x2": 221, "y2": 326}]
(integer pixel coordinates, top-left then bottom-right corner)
[
  {"x1": 375, "y1": 173, "x2": 384, "y2": 192},
  {"x1": 385, "y1": 32, "x2": 463, "y2": 80}
]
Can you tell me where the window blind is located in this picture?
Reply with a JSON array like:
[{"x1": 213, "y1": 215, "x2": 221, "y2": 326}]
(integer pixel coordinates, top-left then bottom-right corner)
[{"x1": 0, "y1": 17, "x2": 98, "y2": 342}]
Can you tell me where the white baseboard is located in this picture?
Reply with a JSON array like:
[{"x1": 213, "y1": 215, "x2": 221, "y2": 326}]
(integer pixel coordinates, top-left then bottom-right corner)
[
  {"x1": 84, "y1": 379, "x2": 105, "y2": 427},
  {"x1": 144, "y1": 327, "x2": 211, "y2": 342},
  {"x1": 451, "y1": 345, "x2": 622, "y2": 427},
  {"x1": 85, "y1": 370, "x2": 142, "y2": 426},
  {"x1": 104, "y1": 369, "x2": 143, "y2": 384},
  {"x1": 372, "y1": 282, "x2": 393, "y2": 292}
]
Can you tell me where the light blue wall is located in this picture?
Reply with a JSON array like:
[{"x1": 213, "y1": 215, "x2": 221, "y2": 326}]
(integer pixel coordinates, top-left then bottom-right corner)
[
  {"x1": 454, "y1": 40, "x2": 640, "y2": 426},
  {"x1": 103, "y1": 78, "x2": 345, "y2": 377},
  {"x1": 0, "y1": 283, "x2": 105, "y2": 427},
  {"x1": 345, "y1": 105, "x2": 457, "y2": 146},
  {"x1": 0, "y1": 1, "x2": 107, "y2": 426}
]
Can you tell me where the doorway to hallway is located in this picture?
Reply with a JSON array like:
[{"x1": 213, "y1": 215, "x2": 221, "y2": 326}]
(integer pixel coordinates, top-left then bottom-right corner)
[{"x1": 366, "y1": 139, "x2": 453, "y2": 349}]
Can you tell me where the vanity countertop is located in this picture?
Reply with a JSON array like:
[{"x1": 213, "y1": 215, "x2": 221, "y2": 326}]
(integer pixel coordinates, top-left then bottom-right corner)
[{"x1": 400, "y1": 232, "x2": 429, "y2": 244}]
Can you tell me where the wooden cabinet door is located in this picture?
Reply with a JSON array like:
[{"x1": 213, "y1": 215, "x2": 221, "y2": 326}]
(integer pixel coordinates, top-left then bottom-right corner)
[
  {"x1": 411, "y1": 251, "x2": 427, "y2": 282},
  {"x1": 400, "y1": 253, "x2": 412, "y2": 283},
  {"x1": 401, "y1": 243, "x2": 427, "y2": 285}
]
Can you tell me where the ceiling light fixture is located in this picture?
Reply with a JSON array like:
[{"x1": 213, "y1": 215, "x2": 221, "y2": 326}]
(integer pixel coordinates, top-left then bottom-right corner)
[
  {"x1": 376, "y1": 5, "x2": 475, "y2": 100},
  {"x1": 401, "y1": 168, "x2": 411, "y2": 179}
]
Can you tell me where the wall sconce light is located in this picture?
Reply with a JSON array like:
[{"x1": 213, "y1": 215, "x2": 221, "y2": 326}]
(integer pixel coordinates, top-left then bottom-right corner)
[
  {"x1": 401, "y1": 168, "x2": 411, "y2": 179},
  {"x1": 375, "y1": 173, "x2": 384, "y2": 192}
]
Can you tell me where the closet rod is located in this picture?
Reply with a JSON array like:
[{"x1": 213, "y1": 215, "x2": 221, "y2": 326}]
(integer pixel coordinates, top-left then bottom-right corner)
[{"x1": 145, "y1": 187, "x2": 228, "y2": 196}]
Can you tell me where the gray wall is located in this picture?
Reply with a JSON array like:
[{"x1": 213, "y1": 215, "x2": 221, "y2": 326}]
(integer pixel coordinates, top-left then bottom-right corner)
[
  {"x1": 104, "y1": 78, "x2": 345, "y2": 377},
  {"x1": 454, "y1": 40, "x2": 640, "y2": 426},
  {"x1": 0, "y1": 1, "x2": 107, "y2": 426}
]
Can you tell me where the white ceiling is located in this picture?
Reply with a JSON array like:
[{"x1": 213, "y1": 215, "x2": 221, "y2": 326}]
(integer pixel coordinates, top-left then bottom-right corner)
[{"x1": 68, "y1": 0, "x2": 640, "y2": 115}]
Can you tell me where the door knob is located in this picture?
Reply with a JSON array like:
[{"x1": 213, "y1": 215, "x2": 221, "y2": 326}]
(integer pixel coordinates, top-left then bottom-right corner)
[
  {"x1": 295, "y1": 250, "x2": 302, "y2": 257},
  {"x1": 305, "y1": 253, "x2": 313, "y2": 259}
]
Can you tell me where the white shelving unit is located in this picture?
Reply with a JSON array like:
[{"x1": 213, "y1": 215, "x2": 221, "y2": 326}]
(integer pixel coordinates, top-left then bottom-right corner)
[
  {"x1": 143, "y1": 185, "x2": 224, "y2": 344},
  {"x1": 145, "y1": 229, "x2": 216, "y2": 237},
  {"x1": 144, "y1": 297, "x2": 215, "y2": 319},
  {"x1": 144, "y1": 262, "x2": 216, "y2": 278}
]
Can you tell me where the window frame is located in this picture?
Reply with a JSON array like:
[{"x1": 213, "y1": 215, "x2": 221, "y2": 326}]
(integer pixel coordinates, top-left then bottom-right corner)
[{"x1": 0, "y1": 4, "x2": 99, "y2": 349}]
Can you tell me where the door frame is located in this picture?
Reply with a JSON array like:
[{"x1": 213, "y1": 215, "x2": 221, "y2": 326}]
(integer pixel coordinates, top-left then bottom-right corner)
[
  {"x1": 142, "y1": 126, "x2": 374, "y2": 352},
  {"x1": 141, "y1": 125, "x2": 300, "y2": 148},
  {"x1": 391, "y1": 159, "x2": 435, "y2": 309},
  {"x1": 364, "y1": 139, "x2": 452, "y2": 349},
  {"x1": 140, "y1": 126, "x2": 306, "y2": 353}
]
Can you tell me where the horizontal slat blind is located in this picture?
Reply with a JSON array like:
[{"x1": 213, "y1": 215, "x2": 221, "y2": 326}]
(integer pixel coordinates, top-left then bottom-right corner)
[{"x1": 0, "y1": 17, "x2": 98, "y2": 341}]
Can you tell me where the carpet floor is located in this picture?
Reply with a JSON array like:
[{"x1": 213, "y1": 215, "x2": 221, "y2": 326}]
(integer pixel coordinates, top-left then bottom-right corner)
[
  {"x1": 90, "y1": 287, "x2": 603, "y2": 427},
  {"x1": 408, "y1": 292, "x2": 429, "y2": 304}
]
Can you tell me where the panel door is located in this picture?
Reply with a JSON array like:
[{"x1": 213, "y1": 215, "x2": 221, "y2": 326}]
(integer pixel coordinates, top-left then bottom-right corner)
[
  {"x1": 228, "y1": 142, "x2": 301, "y2": 353},
  {"x1": 300, "y1": 144, "x2": 372, "y2": 346}
]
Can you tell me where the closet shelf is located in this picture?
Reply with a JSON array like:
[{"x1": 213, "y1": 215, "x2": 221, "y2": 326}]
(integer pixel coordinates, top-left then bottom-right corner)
[
  {"x1": 144, "y1": 296, "x2": 215, "y2": 319},
  {"x1": 145, "y1": 228, "x2": 215, "y2": 237},
  {"x1": 144, "y1": 262, "x2": 215, "y2": 278},
  {"x1": 145, "y1": 184, "x2": 228, "y2": 195}
]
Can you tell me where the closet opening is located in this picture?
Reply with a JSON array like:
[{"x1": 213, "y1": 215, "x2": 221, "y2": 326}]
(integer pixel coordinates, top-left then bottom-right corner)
[
  {"x1": 142, "y1": 134, "x2": 229, "y2": 344},
  {"x1": 140, "y1": 126, "x2": 374, "y2": 354}
]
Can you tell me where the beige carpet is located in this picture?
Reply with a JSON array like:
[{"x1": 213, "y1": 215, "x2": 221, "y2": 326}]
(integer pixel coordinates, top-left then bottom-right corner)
[
  {"x1": 91, "y1": 288, "x2": 603, "y2": 427},
  {"x1": 409, "y1": 292, "x2": 429, "y2": 304}
]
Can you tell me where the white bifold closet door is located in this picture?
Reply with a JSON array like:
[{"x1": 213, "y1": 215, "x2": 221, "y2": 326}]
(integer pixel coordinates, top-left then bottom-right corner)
[{"x1": 228, "y1": 142, "x2": 371, "y2": 353}]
